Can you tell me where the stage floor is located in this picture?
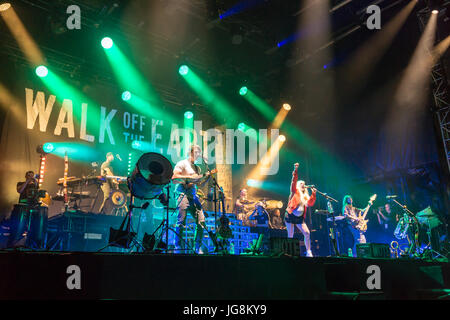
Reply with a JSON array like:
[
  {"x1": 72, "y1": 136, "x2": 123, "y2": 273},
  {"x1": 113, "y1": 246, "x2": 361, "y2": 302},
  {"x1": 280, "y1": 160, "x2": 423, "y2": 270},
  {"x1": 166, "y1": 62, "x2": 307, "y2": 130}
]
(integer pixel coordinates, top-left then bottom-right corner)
[{"x1": 0, "y1": 250, "x2": 449, "y2": 300}]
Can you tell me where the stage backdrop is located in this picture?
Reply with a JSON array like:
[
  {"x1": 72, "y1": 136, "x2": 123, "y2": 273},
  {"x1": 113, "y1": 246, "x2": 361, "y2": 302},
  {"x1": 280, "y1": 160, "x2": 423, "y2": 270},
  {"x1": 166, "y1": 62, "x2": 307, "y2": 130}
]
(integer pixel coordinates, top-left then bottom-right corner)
[{"x1": 0, "y1": 65, "x2": 289, "y2": 219}]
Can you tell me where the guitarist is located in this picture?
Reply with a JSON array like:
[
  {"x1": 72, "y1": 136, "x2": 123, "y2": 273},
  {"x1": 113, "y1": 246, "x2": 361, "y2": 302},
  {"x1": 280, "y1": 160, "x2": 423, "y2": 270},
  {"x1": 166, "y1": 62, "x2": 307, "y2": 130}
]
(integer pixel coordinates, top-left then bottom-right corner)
[
  {"x1": 172, "y1": 145, "x2": 212, "y2": 254},
  {"x1": 342, "y1": 194, "x2": 376, "y2": 256}
]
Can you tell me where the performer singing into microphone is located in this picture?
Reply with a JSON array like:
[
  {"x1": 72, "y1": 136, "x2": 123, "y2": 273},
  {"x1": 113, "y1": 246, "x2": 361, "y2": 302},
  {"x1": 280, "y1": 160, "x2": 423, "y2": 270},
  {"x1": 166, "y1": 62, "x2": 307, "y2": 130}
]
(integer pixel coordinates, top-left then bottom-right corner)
[
  {"x1": 172, "y1": 145, "x2": 211, "y2": 254},
  {"x1": 285, "y1": 163, "x2": 317, "y2": 257},
  {"x1": 16, "y1": 170, "x2": 39, "y2": 205}
]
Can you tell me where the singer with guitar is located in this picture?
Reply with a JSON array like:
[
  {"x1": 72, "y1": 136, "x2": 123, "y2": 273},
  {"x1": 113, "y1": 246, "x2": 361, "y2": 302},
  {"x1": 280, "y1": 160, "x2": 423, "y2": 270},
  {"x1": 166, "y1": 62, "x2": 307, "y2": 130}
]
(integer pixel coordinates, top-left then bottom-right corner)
[
  {"x1": 172, "y1": 144, "x2": 213, "y2": 254},
  {"x1": 285, "y1": 163, "x2": 317, "y2": 257},
  {"x1": 342, "y1": 194, "x2": 377, "y2": 256}
]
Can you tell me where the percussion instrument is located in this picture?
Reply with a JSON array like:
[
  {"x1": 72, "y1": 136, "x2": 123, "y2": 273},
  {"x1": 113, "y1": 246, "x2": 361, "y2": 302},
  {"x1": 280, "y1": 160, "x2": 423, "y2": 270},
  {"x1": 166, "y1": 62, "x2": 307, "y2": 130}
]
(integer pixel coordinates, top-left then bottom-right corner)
[
  {"x1": 129, "y1": 152, "x2": 173, "y2": 199},
  {"x1": 416, "y1": 206, "x2": 441, "y2": 229},
  {"x1": 110, "y1": 189, "x2": 127, "y2": 208}
]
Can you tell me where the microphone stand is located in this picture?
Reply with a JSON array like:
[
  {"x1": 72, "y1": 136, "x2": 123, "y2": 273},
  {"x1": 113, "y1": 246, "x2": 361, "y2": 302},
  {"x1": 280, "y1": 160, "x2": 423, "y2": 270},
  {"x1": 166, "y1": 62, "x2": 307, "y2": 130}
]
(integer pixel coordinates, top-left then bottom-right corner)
[
  {"x1": 202, "y1": 157, "x2": 224, "y2": 252},
  {"x1": 311, "y1": 187, "x2": 341, "y2": 256},
  {"x1": 390, "y1": 198, "x2": 420, "y2": 257}
]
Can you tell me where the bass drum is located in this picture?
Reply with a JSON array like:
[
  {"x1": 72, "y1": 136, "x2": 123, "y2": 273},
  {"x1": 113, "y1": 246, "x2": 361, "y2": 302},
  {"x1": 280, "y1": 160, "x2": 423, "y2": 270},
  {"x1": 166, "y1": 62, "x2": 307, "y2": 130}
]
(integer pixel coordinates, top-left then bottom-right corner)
[{"x1": 129, "y1": 152, "x2": 173, "y2": 199}]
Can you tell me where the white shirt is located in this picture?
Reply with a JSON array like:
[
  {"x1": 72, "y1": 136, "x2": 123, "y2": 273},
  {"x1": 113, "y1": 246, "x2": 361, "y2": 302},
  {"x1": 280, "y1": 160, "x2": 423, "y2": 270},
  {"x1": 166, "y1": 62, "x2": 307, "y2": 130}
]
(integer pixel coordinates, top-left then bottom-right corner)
[{"x1": 173, "y1": 159, "x2": 201, "y2": 193}]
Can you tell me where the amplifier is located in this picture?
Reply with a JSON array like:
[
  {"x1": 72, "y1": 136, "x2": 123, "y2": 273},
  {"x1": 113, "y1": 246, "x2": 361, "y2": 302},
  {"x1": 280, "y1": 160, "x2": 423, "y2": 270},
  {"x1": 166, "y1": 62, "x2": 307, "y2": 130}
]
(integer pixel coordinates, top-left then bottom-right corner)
[
  {"x1": 270, "y1": 237, "x2": 304, "y2": 256},
  {"x1": 356, "y1": 243, "x2": 391, "y2": 258}
]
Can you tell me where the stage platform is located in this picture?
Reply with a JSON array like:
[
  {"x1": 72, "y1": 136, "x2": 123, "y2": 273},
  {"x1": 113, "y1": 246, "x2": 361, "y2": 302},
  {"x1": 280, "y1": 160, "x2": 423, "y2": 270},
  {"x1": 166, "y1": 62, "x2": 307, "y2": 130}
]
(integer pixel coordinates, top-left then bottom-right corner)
[{"x1": 0, "y1": 250, "x2": 449, "y2": 300}]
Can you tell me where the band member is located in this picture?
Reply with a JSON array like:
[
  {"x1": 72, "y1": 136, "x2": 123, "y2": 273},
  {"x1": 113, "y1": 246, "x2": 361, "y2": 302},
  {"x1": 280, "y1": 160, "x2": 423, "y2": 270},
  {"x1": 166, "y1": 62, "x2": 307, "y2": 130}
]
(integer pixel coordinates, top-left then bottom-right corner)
[
  {"x1": 16, "y1": 171, "x2": 39, "y2": 205},
  {"x1": 172, "y1": 145, "x2": 211, "y2": 254},
  {"x1": 375, "y1": 203, "x2": 398, "y2": 236},
  {"x1": 285, "y1": 163, "x2": 317, "y2": 257},
  {"x1": 233, "y1": 189, "x2": 253, "y2": 226},
  {"x1": 269, "y1": 209, "x2": 286, "y2": 230},
  {"x1": 99, "y1": 152, "x2": 119, "y2": 214},
  {"x1": 342, "y1": 195, "x2": 374, "y2": 256}
]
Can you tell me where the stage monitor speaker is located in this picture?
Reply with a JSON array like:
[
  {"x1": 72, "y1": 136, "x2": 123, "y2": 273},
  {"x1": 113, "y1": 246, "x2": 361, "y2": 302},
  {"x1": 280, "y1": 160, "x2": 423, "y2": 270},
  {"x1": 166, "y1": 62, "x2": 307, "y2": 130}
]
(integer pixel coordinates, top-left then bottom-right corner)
[
  {"x1": 356, "y1": 243, "x2": 390, "y2": 258},
  {"x1": 270, "y1": 237, "x2": 303, "y2": 256}
]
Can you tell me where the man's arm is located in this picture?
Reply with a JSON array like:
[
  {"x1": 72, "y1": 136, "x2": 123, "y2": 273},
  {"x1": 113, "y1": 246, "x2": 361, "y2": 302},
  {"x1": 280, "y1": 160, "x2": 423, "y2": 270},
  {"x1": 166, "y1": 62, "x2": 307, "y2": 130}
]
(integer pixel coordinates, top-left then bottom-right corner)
[{"x1": 17, "y1": 180, "x2": 31, "y2": 194}]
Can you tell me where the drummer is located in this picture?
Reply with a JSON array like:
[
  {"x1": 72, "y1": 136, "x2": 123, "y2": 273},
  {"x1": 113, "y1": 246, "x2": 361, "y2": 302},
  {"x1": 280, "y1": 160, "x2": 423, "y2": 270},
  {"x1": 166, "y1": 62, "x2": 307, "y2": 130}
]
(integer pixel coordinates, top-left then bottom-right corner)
[
  {"x1": 233, "y1": 189, "x2": 254, "y2": 226},
  {"x1": 16, "y1": 171, "x2": 39, "y2": 205}
]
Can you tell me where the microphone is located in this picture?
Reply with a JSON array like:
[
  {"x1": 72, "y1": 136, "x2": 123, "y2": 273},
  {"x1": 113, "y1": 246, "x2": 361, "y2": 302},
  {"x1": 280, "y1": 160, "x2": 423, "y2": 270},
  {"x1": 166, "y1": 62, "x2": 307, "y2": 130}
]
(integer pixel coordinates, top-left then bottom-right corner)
[
  {"x1": 386, "y1": 195, "x2": 397, "y2": 199},
  {"x1": 305, "y1": 185, "x2": 315, "y2": 188},
  {"x1": 116, "y1": 154, "x2": 122, "y2": 161}
]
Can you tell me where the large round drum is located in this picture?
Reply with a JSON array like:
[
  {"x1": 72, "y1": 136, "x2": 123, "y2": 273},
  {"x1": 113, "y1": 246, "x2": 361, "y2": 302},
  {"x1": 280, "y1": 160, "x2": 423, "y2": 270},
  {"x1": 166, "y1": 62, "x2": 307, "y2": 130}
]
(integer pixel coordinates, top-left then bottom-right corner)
[{"x1": 129, "y1": 153, "x2": 173, "y2": 199}]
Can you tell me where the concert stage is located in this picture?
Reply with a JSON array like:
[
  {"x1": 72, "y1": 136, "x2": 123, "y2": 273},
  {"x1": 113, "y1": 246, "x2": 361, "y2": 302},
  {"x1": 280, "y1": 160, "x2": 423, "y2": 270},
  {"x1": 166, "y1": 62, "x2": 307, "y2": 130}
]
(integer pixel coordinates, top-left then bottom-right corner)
[{"x1": 0, "y1": 251, "x2": 449, "y2": 300}]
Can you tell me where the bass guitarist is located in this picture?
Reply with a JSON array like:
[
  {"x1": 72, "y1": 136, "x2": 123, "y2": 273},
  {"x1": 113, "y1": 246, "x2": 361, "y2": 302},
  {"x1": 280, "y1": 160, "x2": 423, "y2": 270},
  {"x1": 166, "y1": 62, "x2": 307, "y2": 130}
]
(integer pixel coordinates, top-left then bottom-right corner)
[{"x1": 342, "y1": 194, "x2": 376, "y2": 256}]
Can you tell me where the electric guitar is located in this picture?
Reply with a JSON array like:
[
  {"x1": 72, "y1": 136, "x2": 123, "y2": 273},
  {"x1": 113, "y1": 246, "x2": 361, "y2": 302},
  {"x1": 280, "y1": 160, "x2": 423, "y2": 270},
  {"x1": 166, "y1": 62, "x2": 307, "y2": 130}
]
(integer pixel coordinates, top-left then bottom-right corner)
[
  {"x1": 172, "y1": 168, "x2": 218, "y2": 187},
  {"x1": 355, "y1": 194, "x2": 377, "y2": 232}
]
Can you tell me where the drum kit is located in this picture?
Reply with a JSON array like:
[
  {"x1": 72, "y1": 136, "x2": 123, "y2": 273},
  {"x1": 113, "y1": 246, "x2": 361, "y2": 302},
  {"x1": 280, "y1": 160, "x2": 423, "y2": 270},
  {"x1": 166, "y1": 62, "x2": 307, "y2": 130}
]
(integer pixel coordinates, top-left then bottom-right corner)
[{"x1": 237, "y1": 198, "x2": 283, "y2": 227}]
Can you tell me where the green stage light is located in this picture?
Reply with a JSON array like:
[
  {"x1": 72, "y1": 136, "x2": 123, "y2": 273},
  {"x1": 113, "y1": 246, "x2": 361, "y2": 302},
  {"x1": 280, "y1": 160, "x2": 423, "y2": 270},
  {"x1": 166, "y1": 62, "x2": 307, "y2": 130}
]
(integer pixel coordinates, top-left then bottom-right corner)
[
  {"x1": 132, "y1": 140, "x2": 141, "y2": 149},
  {"x1": 35, "y1": 65, "x2": 48, "y2": 78},
  {"x1": 238, "y1": 122, "x2": 246, "y2": 131},
  {"x1": 42, "y1": 143, "x2": 54, "y2": 153},
  {"x1": 179, "y1": 65, "x2": 189, "y2": 76},
  {"x1": 122, "y1": 91, "x2": 131, "y2": 101},
  {"x1": 239, "y1": 86, "x2": 248, "y2": 96},
  {"x1": 184, "y1": 111, "x2": 194, "y2": 119},
  {"x1": 101, "y1": 37, "x2": 113, "y2": 49}
]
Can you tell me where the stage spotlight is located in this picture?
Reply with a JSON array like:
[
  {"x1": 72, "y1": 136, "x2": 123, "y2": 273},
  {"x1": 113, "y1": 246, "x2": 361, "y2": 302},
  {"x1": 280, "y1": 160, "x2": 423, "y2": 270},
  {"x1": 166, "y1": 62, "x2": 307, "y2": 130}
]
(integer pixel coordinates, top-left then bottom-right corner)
[
  {"x1": 131, "y1": 140, "x2": 142, "y2": 149},
  {"x1": 101, "y1": 37, "x2": 113, "y2": 49},
  {"x1": 35, "y1": 65, "x2": 48, "y2": 78},
  {"x1": 179, "y1": 65, "x2": 189, "y2": 75},
  {"x1": 122, "y1": 91, "x2": 131, "y2": 101},
  {"x1": 283, "y1": 103, "x2": 291, "y2": 111},
  {"x1": 432, "y1": 10, "x2": 438, "y2": 14},
  {"x1": 184, "y1": 111, "x2": 194, "y2": 119},
  {"x1": 238, "y1": 122, "x2": 246, "y2": 131},
  {"x1": 247, "y1": 179, "x2": 262, "y2": 188},
  {"x1": 0, "y1": 2, "x2": 11, "y2": 11},
  {"x1": 42, "y1": 143, "x2": 54, "y2": 154},
  {"x1": 239, "y1": 86, "x2": 248, "y2": 96},
  {"x1": 279, "y1": 135, "x2": 286, "y2": 142}
]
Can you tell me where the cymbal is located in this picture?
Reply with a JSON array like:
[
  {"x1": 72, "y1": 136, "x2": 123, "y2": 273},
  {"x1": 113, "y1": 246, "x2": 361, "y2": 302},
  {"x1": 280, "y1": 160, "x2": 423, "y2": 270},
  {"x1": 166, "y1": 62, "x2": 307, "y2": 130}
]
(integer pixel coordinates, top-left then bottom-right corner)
[
  {"x1": 265, "y1": 200, "x2": 283, "y2": 209},
  {"x1": 416, "y1": 206, "x2": 436, "y2": 218}
]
